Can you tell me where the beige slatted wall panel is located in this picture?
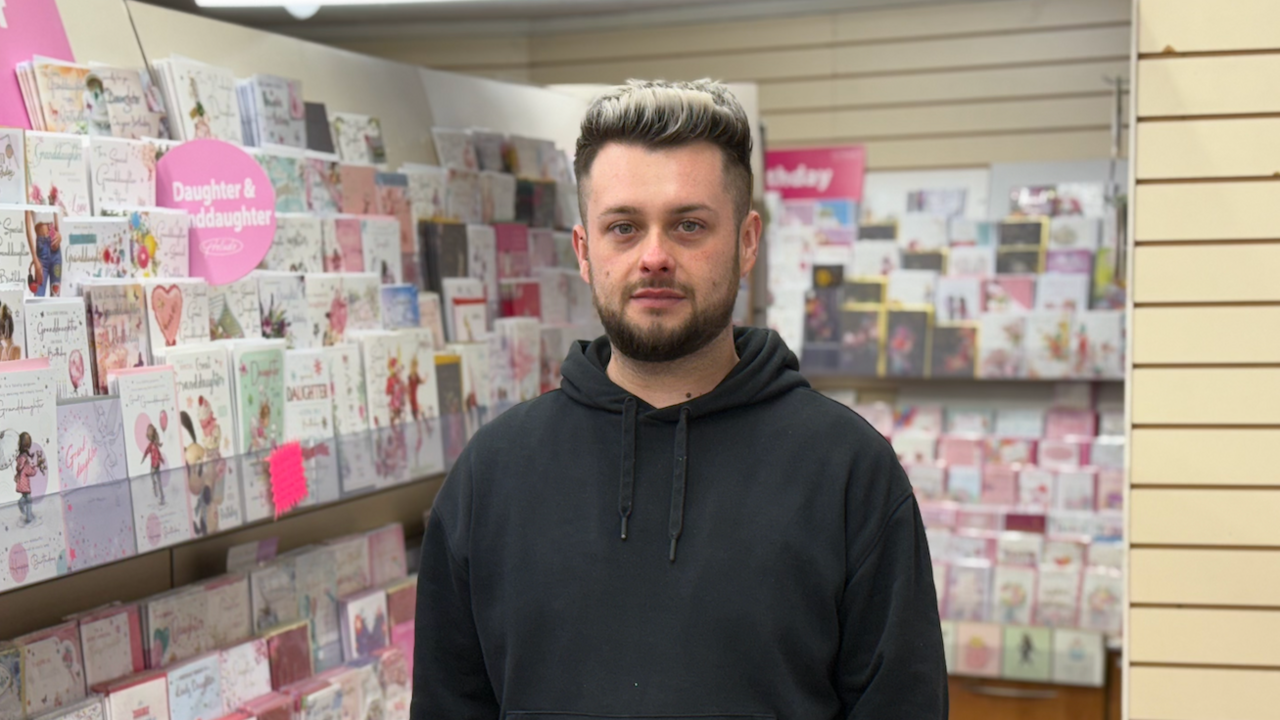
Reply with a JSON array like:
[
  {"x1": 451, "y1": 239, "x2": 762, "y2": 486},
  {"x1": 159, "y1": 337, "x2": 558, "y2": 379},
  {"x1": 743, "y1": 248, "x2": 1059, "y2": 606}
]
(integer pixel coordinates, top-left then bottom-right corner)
[
  {"x1": 329, "y1": 0, "x2": 1129, "y2": 169},
  {"x1": 1131, "y1": 1, "x2": 1280, "y2": 717}
]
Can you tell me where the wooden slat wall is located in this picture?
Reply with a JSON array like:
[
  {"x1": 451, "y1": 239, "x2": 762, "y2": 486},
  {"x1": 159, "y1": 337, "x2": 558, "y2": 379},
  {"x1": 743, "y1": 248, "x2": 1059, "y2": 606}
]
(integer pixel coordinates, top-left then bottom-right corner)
[
  {"x1": 1130, "y1": 0, "x2": 1280, "y2": 717},
  {"x1": 331, "y1": 0, "x2": 1130, "y2": 169}
]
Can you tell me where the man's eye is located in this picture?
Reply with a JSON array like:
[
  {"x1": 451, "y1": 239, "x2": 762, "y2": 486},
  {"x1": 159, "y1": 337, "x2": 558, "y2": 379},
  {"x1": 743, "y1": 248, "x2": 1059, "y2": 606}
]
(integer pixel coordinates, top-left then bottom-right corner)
[
  {"x1": 611, "y1": 223, "x2": 636, "y2": 236},
  {"x1": 678, "y1": 220, "x2": 703, "y2": 233}
]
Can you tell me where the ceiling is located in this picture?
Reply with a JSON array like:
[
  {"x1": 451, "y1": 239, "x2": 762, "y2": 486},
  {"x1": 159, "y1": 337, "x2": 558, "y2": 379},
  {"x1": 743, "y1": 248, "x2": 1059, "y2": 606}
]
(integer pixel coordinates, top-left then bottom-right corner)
[{"x1": 134, "y1": 0, "x2": 978, "y2": 41}]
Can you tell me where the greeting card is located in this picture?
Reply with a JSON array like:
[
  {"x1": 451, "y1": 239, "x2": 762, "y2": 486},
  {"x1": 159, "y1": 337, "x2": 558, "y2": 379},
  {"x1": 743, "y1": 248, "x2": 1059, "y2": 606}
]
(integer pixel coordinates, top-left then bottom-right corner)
[
  {"x1": 975, "y1": 313, "x2": 1025, "y2": 379},
  {"x1": 431, "y1": 129, "x2": 477, "y2": 171},
  {"x1": 321, "y1": 217, "x2": 362, "y2": 273},
  {"x1": 217, "y1": 639, "x2": 271, "y2": 714},
  {"x1": 402, "y1": 166, "x2": 448, "y2": 222},
  {"x1": 372, "y1": 648, "x2": 409, "y2": 720},
  {"x1": 0, "y1": 644, "x2": 20, "y2": 719},
  {"x1": 1034, "y1": 568, "x2": 1082, "y2": 628},
  {"x1": 291, "y1": 546, "x2": 343, "y2": 672},
  {"x1": 906, "y1": 464, "x2": 945, "y2": 501},
  {"x1": 1016, "y1": 467, "x2": 1054, "y2": 507},
  {"x1": 945, "y1": 466, "x2": 982, "y2": 503},
  {"x1": 494, "y1": 318, "x2": 539, "y2": 402},
  {"x1": 257, "y1": 149, "x2": 306, "y2": 214},
  {"x1": 0, "y1": 129, "x2": 28, "y2": 204},
  {"x1": 1080, "y1": 569, "x2": 1123, "y2": 634},
  {"x1": 939, "y1": 622, "x2": 957, "y2": 674},
  {"x1": 932, "y1": 276, "x2": 981, "y2": 322},
  {"x1": 344, "y1": 274, "x2": 381, "y2": 333},
  {"x1": 374, "y1": 173, "x2": 416, "y2": 286},
  {"x1": 480, "y1": 171, "x2": 516, "y2": 224},
  {"x1": 263, "y1": 622, "x2": 313, "y2": 690},
  {"x1": 239, "y1": 693, "x2": 291, "y2": 720},
  {"x1": 159, "y1": 58, "x2": 243, "y2": 144},
  {"x1": 62, "y1": 479, "x2": 135, "y2": 572},
  {"x1": 23, "y1": 297, "x2": 92, "y2": 398},
  {"x1": 946, "y1": 246, "x2": 995, "y2": 278},
  {"x1": 143, "y1": 588, "x2": 210, "y2": 669},
  {"x1": 1045, "y1": 248, "x2": 1094, "y2": 277},
  {"x1": 231, "y1": 341, "x2": 286, "y2": 455},
  {"x1": 379, "y1": 285, "x2": 419, "y2": 330},
  {"x1": 303, "y1": 155, "x2": 341, "y2": 214},
  {"x1": 1074, "y1": 310, "x2": 1124, "y2": 379},
  {"x1": 250, "y1": 560, "x2": 300, "y2": 634},
  {"x1": 1050, "y1": 629, "x2": 1105, "y2": 686},
  {"x1": 365, "y1": 524, "x2": 406, "y2": 587},
  {"x1": 1023, "y1": 311, "x2": 1073, "y2": 379},
  {"x1": 88, "y1": 137, "x2": 157, "y2": 213},
  {"x1": 1035, "y1": 273, "x2": 1090, "y2": 313},
  {"x1": 990, "y1": 565, "x2": 1036, "y2": 625},
  {"x1": 360, "y1": 217, "x2": 402, "y2": 284},
  {"x1": 954, "y1": 623, "x2": 1001, "y2": 678},
  {"x1": 14, "y1": 621, "x2": 86, "y2": 716},
  {"x1": 896, "y1": 213, "x2": 947, "y2": 251},
  {"x1": 327, "y1": 534, "x2": 372, "y2": 598},
  {"x1": 1002, "y1": 626, "x2": 1052, "y2": 683},
  {"x1": 339, "y1": 589, "x2": 389, "y2": 661},
  {"x1": 143, "y1": 279, "x2": 210, "y2": 351},
  {"x1": 850, "y1": 240, "x2": 899, "y2": 277},
  {"x1": 58, "y1": 395, "x2": 127, "y2": 490},
  {"x1": 417, "y1": 292, "x2": 446, "y2": 350},
  {"x1": 99, "y1": 672, "x2": 170, "y2": 720},
  {"x1": 61, "y1": 217, "x2": 130, "y2": 293},
  {"x1": 446, "y1": 169, "x2": 481, "y2": 225},
  {"x1": 255, "y1": 273, "x2": 310, "y2": 349},
  {"x1": 1048, "y1": 215, "x2": 1101, "y2": 251},
  {"x1": 123, "y1": 209, "x2": 190, "y2": 279},
  {"x1": 88, "y1": 65, "x2": 169, "y2": 141},
  {"x1": 927, "y1": 324, "x2": 976, "y2": 379},
  {"x1": 162, "y1": 344, "x2": 242, "y2": 535},
  {"x1": 245, "y1": 76, "x2": 305, "y2": 149},
  {"x1": 164, "y1": 654, "x2": 221, "y2": 720},
  {"x1": 76, "y1": 605, "x2": 144, "y2": 693},
  {"x1": 110, "y1": 367, "x2": 192, "y2": 551},
  {"x1": 283, "y1": 348, "x2": 333, "y2": 445},
  {"x1": 339, "y1": 166, "x2": 378, "y2": 215},
  {"x1": 0, "y1": 364, "x2": 61, "y2": 524},
  {"x1": 884, "y1": 308, "x2": 929, "y2": 378},
  {"x1": 330, "y1": 114, "x2": 385, "y2": 166},
  {"x1": 295, "y1": 681, "x2": 341, "y2": 720},
  {"x1": 25, "y1": 132, "x2": 91, "y2": 216},
  {"x1": 441, "y1": 278, "x2": 485, "y2": 344},
  {"x1": 302, "y1": 274, "x2": 346, "y2": 348},
  {"x1": 208, "y1": 277, "x2": 261, "y2": 341},
  {"x1": 262, "y1": 214, "x2": 323, "y2": 274},
  {"x1": 980, "y1": 464, "x2": 1018, "y2": 505}
]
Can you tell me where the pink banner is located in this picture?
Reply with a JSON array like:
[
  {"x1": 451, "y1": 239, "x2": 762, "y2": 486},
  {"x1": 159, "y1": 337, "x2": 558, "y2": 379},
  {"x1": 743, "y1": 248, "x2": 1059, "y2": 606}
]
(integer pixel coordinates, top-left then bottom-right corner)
[
  {"x1": 0, "y1": 0, "x2": 75, "y2": 129},
  {"x1": 157, "y1": 139, "x2": 277, "y2": 285},
  {"x1": 764, "y1": 145, "x2": 867, "y2": 201}
]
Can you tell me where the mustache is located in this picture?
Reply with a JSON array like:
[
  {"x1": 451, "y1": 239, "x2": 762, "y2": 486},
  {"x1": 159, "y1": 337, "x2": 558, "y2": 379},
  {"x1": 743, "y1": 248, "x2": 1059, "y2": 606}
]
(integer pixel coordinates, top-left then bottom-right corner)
[{"x1": 624, "y1": 278, "x2": 693, "y2": 296}]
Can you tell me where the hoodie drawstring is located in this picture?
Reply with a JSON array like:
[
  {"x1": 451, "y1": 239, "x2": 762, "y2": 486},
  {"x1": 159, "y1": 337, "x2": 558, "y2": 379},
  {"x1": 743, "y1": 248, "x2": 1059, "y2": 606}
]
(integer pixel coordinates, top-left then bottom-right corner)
[
  {"x1": 668, "y1": 407, "x2": 690, "y2": 563},
  {"x1": 619, "y1": 397, "x2": 636, "y2": 540}
]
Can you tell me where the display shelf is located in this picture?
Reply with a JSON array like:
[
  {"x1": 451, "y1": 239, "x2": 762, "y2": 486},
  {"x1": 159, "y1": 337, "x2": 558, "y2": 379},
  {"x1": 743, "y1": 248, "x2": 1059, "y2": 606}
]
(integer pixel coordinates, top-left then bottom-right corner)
[{"x1": 0, "y1": 470, "x2": 443, "y2": 637}]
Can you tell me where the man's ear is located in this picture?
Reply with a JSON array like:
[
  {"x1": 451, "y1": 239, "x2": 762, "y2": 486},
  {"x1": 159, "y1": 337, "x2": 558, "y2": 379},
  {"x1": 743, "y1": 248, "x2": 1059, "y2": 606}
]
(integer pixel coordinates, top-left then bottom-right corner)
[
  {"x1": 572, "y1": 224, "x2": 590, "y2": 284},
  {"x1": 738, "y1": 210, "x2": 762, "y2": 278}
]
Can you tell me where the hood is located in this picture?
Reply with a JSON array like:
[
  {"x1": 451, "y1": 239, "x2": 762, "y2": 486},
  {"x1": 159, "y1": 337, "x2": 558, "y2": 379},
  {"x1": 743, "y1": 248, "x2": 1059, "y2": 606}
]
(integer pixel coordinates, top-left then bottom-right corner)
[
  {"x1": 558, "y1": 326, "x2": 809, "y2": 563},
  {"x1": 559, "y1": 326, "x2": 808, "y2": 420}
]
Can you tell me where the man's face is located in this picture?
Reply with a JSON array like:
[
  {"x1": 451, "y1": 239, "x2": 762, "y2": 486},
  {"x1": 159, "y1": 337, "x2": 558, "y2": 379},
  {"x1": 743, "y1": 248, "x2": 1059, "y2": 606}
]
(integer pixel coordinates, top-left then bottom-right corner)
[{"x1": 573, "y1": 141, "x2": 759, "y2": 363}]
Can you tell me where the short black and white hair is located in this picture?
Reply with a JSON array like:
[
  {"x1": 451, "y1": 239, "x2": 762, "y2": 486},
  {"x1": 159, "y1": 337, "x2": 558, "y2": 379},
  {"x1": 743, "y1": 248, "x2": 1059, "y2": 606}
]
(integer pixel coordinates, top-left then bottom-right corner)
[{"x1": 575, "y1": 79, "x2": 754, "y2": 223}]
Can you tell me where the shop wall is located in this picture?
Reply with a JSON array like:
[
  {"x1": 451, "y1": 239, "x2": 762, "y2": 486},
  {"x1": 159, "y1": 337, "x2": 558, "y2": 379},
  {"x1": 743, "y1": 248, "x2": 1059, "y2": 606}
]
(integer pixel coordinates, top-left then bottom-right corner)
[
  {"x1": 1128, "y1": 0, "x2": 1280, "y2": 717},
  {"x1": 333, "y1": 0, "x2": 1131, "y2": 170}
]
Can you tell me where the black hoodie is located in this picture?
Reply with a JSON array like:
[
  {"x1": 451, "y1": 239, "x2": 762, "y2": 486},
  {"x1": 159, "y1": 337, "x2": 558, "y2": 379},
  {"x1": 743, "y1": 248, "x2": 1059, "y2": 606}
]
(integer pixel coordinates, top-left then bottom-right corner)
[{"x1": 411, "y1": 327, "x2": 948, "y2": 719}]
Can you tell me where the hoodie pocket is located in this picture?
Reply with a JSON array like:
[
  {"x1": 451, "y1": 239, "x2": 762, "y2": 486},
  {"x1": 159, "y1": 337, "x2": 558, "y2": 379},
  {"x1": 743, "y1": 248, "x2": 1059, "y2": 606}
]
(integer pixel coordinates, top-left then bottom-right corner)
[{"x1": 506, "y1": 714, "x2": 775, "y2": 720}]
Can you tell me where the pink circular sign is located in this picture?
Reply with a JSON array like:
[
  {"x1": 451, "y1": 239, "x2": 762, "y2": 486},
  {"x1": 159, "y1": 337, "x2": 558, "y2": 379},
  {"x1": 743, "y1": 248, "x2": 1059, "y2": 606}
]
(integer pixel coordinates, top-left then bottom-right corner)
[{"x1": 156, "y1": 139, "x2": 277, "y2": 285}]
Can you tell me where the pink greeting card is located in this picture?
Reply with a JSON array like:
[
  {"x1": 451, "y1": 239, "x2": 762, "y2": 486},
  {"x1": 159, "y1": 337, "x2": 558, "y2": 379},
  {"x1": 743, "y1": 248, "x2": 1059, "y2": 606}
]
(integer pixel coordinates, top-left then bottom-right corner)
[
  {"x1": 954, "y1": 623, "x2": 1002, "y2": 677},
  {"x1": 980, "y1": 465, "x2": 1018, "y2": 505},
  {"x1": 938, "y1": 435, "x2": 984, "y2": 466},
  {"x1": 78, "y1": 604, "x2": 146, "y2": 689}
]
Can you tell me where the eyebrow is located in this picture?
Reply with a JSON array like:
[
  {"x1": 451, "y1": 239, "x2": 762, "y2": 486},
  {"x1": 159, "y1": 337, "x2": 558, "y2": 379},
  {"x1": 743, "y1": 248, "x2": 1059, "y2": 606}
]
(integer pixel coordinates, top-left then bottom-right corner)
[{"x1": 598, "y1": 204, "x2": 718, "y2": 217}]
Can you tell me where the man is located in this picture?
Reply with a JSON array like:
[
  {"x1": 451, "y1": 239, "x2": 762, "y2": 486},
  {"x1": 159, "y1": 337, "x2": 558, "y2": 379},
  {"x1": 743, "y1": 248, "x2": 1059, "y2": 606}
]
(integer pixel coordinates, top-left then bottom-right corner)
[{"x1": 412, "y1": 79, "x2": 947, "y2": 719}]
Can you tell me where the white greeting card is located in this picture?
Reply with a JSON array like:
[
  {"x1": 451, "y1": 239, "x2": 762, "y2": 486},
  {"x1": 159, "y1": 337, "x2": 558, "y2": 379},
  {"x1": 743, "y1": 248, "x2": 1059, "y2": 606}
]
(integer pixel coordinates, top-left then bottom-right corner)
[
  {"x1": 325, "y1": 343, "x2": 369, "y2": 437},
  {"x1": 162, "y1": 58, "x2": 244, "y2": 144},
  {"x1": 1024, "y1": 312, "x2": 1073, "y2": 379},
  {"x1": 304, "y1": 273, "x2": 347, "y2": 347},
  {"x1": 263, "y1": 214, "x2": 324, "y2": 273},
  {"x1": 361, "y1": 217, "x2": 403, "y2": 284},
  {"x1": 0, "y1": 364, "x2": 61, "y2": 504},
  {"x1": 1048, "y1": 215, "x2": 1101, "y2": 251},
  {"x1": 1034, "y1": 568, "x2": 1082, "y2": 628},
  {"x1": 1079, "y1": 569, "x2": 1124, "y2": 634},
  {"x1": 284, "y1": 349, "x2": 334, "y2": 443},
  {"x1": 441, "y1": 277, "x2": 486, "y2": 344},
  {"x1": 977, "y1": 314, "x2": 1026, "y2": 379},
  {"x1": 246, "y1": 75, "x2": 306, "y2": 149},
  {"x1": 344, "y1": 273, "x2": 382, "y2": 333},
  {"x1": 0, "y1": 128, "x2": 27, "y2": 204},
  {"x1": 143, "y1": 279, "x2": 210, "y2": 352},
  {"x1": 851, "y1": 240, "x2": 900, "y2": 277},
  {"x1": 124, "y1": 209, "x2": 190, "y2": 279},
  {"x1": 933, "y1": 277, "x2": 982, "y2": 323},
  {"x1": 102, "y1": 673, "x2": 170, "y2": 720},
  {"x1": 25, "y1": 132, "x2": 92, "y2": 216},
  {"x1": 78, "y1": 605, "x2": 145, "y2": 688},
  {"x1": 990, "y1": 565, "x2": 1036, "y2": 625},
  {"x1": 255, "y1": 272, "x2": 311, "y2": 349},
  {"x1": 897, "y1": 213, "x2": 948, "y2": 251},
  {"x1": 1050, "y1": 629, "x2": 1105, "y2": 686},
  {"x1": 165, "y1": 654, "x2": 221, "y2": 720},
  {"x1": 88, "y1": 137, "x2": 157, "y2": 214},
  {"x1": 88, "y1": 64, "x2": 169, "y2": 141},
  {"x1": 208, "y1": 276, "x2": 262, "y2": 341},
  {"x1": 1035, "y1": 273, "x2": 1090, "y2": 313},
  {"x1": 331, "y1": 113, "x2": 385, "y2": 165},
  {"x1": 61, "y1": 217, "x2": 130, "y2": 294},
  {"x1": 886, "y1": 270, "x2": 937, "y2": 306},
  {"x1": 24, "y1": 297, "x2": 93, "y2": 399},
  {"x1": 216, "y1": 639, "x2": 271, "y2": 714}
]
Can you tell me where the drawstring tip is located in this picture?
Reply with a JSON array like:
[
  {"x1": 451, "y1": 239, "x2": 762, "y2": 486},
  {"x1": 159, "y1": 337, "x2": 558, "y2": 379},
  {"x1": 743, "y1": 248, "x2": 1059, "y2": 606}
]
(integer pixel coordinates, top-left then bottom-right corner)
[
  {"x1": 668, "y1": 538, "x2": 678, "y2": 562},
  {"x1": 620, "y1": 516, "x2": 629, "y2": 540}
]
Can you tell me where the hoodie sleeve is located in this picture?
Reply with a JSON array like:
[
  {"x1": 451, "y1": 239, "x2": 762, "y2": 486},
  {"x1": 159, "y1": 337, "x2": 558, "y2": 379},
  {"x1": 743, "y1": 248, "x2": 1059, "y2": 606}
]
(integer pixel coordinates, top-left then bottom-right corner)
[
  {"x1": 837, "y1": 447, "x2": 949, "y2": 718},
  {"x1": 410, "y1": 457, "x2": 500, "y2": 720}
]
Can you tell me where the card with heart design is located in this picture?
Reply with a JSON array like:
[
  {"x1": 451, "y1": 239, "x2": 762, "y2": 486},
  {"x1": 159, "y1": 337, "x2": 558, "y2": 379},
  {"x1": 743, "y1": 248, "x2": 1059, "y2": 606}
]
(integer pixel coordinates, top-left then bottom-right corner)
[{"x1": 143, "y1": 278, "x2": 210, "y2": 352}]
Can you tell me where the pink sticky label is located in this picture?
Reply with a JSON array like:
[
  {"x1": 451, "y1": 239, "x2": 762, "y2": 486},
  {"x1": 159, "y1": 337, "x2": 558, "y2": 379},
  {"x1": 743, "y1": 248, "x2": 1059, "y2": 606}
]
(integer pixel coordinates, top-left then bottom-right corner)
[
  {"x1": 268, "y1": 441, "x2": 308, "y2": 518},
  {"x1": 156, "y1": 139, "x2": 277, "y2": 285},
  {"x1": 765, "y1": 146, "x2": 866, "y2": 201},
  {"x1": 0, "y1": 0, "x2": 75, "y2": 129}
]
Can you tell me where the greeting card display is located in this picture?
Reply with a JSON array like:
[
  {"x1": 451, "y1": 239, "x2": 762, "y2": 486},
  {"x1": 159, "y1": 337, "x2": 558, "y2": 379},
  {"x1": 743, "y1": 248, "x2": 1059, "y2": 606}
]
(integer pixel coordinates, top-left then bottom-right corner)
[
  {"x1": 77, "y1": 604, "x2": 146, "y2": 689},
  {"x1": 339, "y1": 588, "x2": 389, "y2": 661},
  {"x1": 153, "y1": 58, "x2": 243, "y2": 144},
  {"x1": 88, "y1": 137, "x2": 157, "y2": 213},
  {"x1": 264, "y1": 214, "x2": 324, "y2": 273},
  {"x1": 25, "y1": 131, "x2": 92, "y2": 215},
  {"x1": 208, "y1": 277, "x2": 261, "y2": 341}
]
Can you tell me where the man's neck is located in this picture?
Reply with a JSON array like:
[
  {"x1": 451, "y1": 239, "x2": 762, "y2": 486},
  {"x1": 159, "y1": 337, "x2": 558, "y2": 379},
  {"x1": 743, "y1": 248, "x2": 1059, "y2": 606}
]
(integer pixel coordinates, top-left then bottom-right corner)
[{"x1": 606, "y1": 326, "x2": 739, "y2": 409}]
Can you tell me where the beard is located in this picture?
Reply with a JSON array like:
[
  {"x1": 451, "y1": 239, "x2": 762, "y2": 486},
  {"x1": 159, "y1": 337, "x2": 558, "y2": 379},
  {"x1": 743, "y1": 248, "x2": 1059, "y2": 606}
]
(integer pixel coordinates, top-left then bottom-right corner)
[{"x1": 591, "y1": 255, "x2": 740, "y2": 364}]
